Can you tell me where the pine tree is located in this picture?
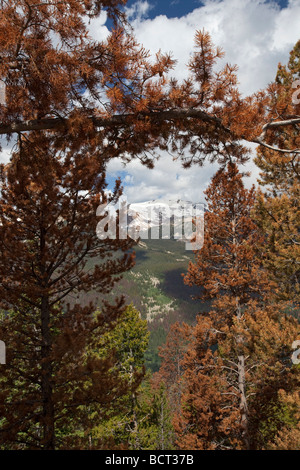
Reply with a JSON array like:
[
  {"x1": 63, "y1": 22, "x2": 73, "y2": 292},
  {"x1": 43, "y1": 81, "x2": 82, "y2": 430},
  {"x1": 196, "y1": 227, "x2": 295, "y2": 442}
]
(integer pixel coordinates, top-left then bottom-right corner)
[
  {"x1": 0, "y1": 1, "x2": 298, "y2": 161},
  {"x1": 151, "y1": 382, "x2": 175, "y2": 451},
  {"x1": 153, "y1": 322, "x2": 192, "y2": 418},
  {"x1": 83, "y1": 304, "x2": 150, "y2": 450},
  {"x1": 0, "y1": 133, "x2": 135, "y2": 449},
  {"x1": 265, "y1": 389, "x2": 300, "y2": 450},
  {"x1": 0, "y1": 2, "x2": 256, "y2": 167},
  {"x1": 254, "y1": 41, "x2": 300, "y2": 306},
  {"x1": 177, "y1": 163, "x2": 299, "y2": 450}
]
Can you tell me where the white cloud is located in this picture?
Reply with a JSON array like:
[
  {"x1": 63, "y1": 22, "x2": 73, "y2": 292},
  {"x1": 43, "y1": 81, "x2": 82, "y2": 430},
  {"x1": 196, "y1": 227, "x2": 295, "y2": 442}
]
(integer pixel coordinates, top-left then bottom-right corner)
[
  {"x1": 107, "y1": 151, "x2": 221, "y2": 203},
  {"x1": 85, "y1": 10, "x2": 110, "y2": 42},
  {"x1": 272, "y1": 0, "x2": 300, "y2": 52},
  {"x1": 106, "y1": 0, "x2": 299, "y2": 202},
  {"x1": 128, "y1": 0, "x2": 299, "y2": 95},
  {"x1": 0, "y1": 139, "x2": 14, "y2": 164},
  {"x1": 125, "y1": 0, "x2": 153, "y2": 22}
]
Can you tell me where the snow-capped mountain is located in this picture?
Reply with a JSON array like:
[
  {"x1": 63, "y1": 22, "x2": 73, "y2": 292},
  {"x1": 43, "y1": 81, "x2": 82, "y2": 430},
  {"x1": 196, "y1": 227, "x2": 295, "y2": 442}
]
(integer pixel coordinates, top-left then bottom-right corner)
[
  {"x1": 127, "y1": 199, "x2": 205, "y2": 241},
  {"x1": 97, "y1": 196, "x2": 205, "y2": 247}
]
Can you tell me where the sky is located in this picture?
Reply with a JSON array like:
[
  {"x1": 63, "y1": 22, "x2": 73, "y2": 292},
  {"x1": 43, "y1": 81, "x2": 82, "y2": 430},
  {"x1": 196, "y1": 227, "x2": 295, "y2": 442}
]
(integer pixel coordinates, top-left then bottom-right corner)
[
  {"x1": 102, "y1": 0, "x2": 300, "y2": 203},
  {"x1": 1, "y1": 0, "x2": 299, "y2": 204},
  {"x1": 125, "y1": 0, "x2": 290, "y2": 20}
]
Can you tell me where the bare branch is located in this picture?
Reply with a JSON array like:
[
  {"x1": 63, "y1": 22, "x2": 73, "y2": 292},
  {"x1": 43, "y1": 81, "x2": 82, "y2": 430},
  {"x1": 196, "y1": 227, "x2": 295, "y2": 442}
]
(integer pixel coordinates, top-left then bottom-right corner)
[
  {"x1": 0, "y1": 108, "x2": 230, "y2": 135},
  {"x1": 253, "y1": 116, "x2": 300, "y2": 154}
]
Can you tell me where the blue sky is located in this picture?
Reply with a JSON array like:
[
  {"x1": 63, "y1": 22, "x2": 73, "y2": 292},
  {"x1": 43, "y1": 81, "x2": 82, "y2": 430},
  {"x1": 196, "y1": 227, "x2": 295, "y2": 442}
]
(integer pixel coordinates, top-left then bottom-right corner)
[
  {"x1": 125, "y1": 0, "x2": 289, "y2": 20},
  {"x1": 125, "y1": 0, "x2": 204, "y2": 19}
]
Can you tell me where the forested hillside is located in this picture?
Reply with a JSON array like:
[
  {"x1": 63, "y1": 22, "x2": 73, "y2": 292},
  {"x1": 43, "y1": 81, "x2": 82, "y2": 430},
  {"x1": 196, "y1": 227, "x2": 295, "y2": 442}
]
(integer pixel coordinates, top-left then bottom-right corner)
[{"x1": 113, "y1": 238, "x2": 209, "y2": 371}]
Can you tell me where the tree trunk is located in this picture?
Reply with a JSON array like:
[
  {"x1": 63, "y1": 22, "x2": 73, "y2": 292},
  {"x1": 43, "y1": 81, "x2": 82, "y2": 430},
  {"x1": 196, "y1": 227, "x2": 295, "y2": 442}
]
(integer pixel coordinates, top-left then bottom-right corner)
[
  {"x1": 237, "y1": 354, "x2": 250, "y2": 450},
  {"x1": 232, "y1": 210, "x2": 251, "y2": 450},
  {"x1": 236, "y1": 296, "x2": 250, "y2": 450}
]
